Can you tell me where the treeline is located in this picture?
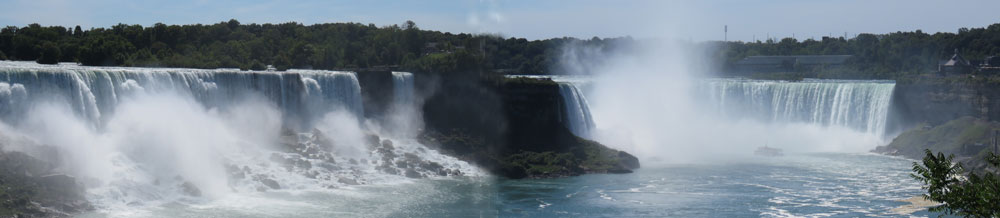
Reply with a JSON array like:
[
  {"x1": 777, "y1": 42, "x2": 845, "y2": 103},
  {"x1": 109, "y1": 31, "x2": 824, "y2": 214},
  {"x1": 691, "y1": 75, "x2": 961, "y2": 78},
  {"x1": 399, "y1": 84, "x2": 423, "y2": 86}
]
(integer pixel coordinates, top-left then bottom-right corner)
[
  {"x1": 0, "y1": 20, "x2": 631, "y2": 74},
  {"x1": 6, "y1": 19, "x2": 998, "y2": 78},
  {"x1": 711, "y1": 23, "x2": 1000, "y2": 79}
]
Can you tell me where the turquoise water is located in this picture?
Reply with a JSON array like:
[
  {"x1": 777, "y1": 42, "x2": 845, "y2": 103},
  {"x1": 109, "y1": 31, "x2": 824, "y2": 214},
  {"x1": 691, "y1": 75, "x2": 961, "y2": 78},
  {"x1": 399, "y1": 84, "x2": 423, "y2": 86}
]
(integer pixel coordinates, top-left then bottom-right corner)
[
  {"x1": 499, "y1": 153, "x2": 945, "y2": 217},
  {"x1": 76, "y1": 153, "x2": 945, "y2": 217}
]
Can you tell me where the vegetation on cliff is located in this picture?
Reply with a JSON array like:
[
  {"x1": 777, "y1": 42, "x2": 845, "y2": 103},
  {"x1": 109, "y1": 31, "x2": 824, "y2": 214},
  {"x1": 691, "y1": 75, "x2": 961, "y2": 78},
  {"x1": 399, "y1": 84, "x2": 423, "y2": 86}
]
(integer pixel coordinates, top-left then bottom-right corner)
[
  {"x1": 879, "y1": 116, "x2": 1000, "y2": 176},
  {"x1": 499, "y1": 135, "x2": 639, "y2": 179},
  {"x1": 3, "y1": 20, "x2": 1000, "y2": 78},
  {"x1": 885, "y1": 117, "x2": 1000, "y2": 158}
]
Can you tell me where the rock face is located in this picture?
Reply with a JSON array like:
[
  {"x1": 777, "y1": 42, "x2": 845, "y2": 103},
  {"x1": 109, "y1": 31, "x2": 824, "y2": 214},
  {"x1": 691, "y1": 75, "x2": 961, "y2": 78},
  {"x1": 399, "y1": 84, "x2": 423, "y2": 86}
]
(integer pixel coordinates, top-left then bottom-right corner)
[
  {"x1": 418, "y1": 74, "x2": 640, "y2": 179},
  {"x1": 878, "y1": 116, "x2": 1000, "y2": 173},
  {"x1": 888, "y1": 78, "x2": 1000, "y2": 133},
  {"x1": 356, "y1": 70, "x2": 395, "y2": 120},
  {"x1": 0, "y1": 149, "x2": 91, "y2": 217}
]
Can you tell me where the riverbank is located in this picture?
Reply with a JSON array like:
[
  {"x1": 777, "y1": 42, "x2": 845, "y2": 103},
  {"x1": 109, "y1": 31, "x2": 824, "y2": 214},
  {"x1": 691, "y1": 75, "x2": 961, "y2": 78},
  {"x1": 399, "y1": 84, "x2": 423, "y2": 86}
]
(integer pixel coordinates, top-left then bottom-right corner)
[{"x1": 874, "y1": 116, "x2": 1000, "y2": 173}]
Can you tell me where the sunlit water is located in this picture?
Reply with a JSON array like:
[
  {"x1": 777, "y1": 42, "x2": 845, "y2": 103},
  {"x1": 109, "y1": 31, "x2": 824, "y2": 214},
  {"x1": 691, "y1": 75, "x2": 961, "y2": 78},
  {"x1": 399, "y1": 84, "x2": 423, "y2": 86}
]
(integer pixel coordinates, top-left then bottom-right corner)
[
  {"x1": 499, "y1": 153, "x2": 944, "y2": 218},
  {"x1": 69, "y1": 153, "x2": 942, "y2": 217}
]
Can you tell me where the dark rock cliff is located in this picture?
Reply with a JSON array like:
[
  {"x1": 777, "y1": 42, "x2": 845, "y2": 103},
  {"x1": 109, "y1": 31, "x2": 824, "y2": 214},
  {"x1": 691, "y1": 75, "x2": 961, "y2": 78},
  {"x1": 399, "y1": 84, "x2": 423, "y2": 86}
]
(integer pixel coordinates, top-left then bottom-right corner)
[
  {"x1": 880, "y1": 76, "x2": 1000, "y2": 174},
  {"x1": 887, "y1": 77, "x2": 1000, "y2": 134},
  {"x1": 0, "y1": 146, "x2": 91, "y2": 217},
  {"x1": 412, "y1": 73, "x2": 639, "y2": 179},
  {"x1": 356, "y1": 70, "x2": 394, "y2": 120}
]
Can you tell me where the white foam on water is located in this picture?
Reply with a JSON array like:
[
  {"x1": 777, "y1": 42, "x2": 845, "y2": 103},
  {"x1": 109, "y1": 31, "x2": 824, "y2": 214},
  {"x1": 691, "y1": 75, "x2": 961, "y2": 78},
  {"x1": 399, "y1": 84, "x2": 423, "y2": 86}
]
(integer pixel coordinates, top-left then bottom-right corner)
[{"x1": 0, "y1": 61, "x2": 484, "y2": 216}]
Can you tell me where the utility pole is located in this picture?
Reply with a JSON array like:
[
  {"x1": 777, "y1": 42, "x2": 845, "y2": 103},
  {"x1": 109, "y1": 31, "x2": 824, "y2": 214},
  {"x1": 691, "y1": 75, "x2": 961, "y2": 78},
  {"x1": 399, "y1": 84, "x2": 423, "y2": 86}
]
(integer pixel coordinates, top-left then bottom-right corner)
[
  {"x1": 724, "y1": 25, "x2": 728, "y2": 42},
  {"x1": 994, "y1": 130, "x2": 997, "y2": 154}
]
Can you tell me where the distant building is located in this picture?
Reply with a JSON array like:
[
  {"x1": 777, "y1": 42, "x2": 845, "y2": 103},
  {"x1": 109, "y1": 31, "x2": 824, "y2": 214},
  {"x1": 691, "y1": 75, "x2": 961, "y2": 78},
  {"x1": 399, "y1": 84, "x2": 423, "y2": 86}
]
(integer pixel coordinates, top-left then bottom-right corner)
[
  {"x1": 423, "y1": 42, "x2": 442, "y2": 55},
  {"x1": 987, "y1": 56, "x2": 1000, "y2": 67},
  {"x1": 423, "y1": 42, "x2": 465, "y2": 55},
  {"x1": 732, "y1": 55, "x2": 852, "y2": 73},
  {"x1": 980, "y1": 56, "x2": 1000, "y2": 74},
  {"x1": 939, "y1": 49, "x2": 972, "y2": 75}
]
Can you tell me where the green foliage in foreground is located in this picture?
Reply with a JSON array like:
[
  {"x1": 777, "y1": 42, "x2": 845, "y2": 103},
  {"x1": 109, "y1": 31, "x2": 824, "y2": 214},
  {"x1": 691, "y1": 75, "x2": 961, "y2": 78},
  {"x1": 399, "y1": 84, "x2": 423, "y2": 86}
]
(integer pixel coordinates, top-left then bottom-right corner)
[{"x1": 912, "y1": 149, "x2": 1000, "y2": 217}]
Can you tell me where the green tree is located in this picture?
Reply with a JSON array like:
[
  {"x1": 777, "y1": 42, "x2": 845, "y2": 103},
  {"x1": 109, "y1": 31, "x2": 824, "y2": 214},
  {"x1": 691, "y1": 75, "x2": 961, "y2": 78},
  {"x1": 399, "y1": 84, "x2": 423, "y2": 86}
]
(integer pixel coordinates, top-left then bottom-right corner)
[
  {"x1": 912, "y1": 149, "x2": 1000, "y2": 217},
  {"x1": 73, "y1": 25, "x2": 83, "y2": 37},
  {"x1": 35, "y1": 41, "x2": 61, "y2": 64}
]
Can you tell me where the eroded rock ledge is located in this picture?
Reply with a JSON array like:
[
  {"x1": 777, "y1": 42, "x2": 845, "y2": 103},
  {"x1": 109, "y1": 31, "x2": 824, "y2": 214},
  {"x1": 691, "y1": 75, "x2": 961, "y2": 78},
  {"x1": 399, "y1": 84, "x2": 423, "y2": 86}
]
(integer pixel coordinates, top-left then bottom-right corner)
[
  {"x1": 0, "y1": 147, "x2": 91, "y2": 217},
  {"x1": 418, "y1": 73, "x2": 639, "y2": 179}
]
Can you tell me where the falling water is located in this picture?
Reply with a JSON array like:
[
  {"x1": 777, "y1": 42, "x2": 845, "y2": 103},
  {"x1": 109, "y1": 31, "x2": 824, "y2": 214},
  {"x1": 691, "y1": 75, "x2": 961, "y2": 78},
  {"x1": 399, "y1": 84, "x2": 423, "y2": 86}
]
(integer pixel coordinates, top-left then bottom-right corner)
[
  {"x1": 0, "y1": 61, "x2": 363, "y2": 128},
  {"x1": 700, "y1": 78, "x2": 896, "y2": 139},
  {"x1": 0, "y1": 61, "x2": 482, "y2": 215},
  {"x1": 504, "y1": 75, "x2": 596, "y2": 139},
  {"x1": 391, "y1": 71, "x2": 414, "y2": 107},
  {"x1": 558, "y1": 83, "x2": 596, "y2": 138}
]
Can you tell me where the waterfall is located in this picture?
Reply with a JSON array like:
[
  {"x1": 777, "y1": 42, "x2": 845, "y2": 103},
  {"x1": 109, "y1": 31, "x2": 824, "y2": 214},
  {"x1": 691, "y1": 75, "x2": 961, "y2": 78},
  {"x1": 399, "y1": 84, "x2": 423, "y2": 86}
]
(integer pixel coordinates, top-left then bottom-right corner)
[
  {"x1": 700, "y1": 78, "x2": 896, "y2": 139},
  {"x1": 391, "y1": 71, "x2": 414, "y2": 107},
  {"x1": 558, "y1": 82, "x2": 596, "y2": 139},
  {"x1": 504, "y1": 75, "x2": 597, "y2": 139},
  {"x1": 385, "y1": 71, "x2": 419, "y2": 136},
  {"x1": 0, "y1": 61, "x2": 481, "y2": 210},
  {"x1": 0, "y1": 61, "x2": 363, "y2": 128}
]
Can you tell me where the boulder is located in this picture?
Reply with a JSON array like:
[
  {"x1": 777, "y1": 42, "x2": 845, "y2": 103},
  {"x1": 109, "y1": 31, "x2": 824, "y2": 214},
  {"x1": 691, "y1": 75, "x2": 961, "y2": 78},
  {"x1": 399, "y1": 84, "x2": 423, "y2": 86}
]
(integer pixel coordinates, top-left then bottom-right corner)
[
  {"x1": 261, "y1": 178, "x2": 281, "y2": 190},
  {"x1": 395, "y1": 160, "x2": 408, "y2": 168},
  {"x1": 403, "y1": 168, "x2": 423, "y2": 178},
  {"x1": 337, "y1": 177, "x2": 360, "y2": 185},
  {"x1": 38, "y1": 174, "x2": 76, "y2": 189},
  {"x1": 180, "y1": 181, "x2": 202, "y2": 197},
  {"x1": 254, "y1": 176, "x2": 281, "y2": 190},
  {"x1": 365, "y1": 134, "x2": 381, "y2": 150}
]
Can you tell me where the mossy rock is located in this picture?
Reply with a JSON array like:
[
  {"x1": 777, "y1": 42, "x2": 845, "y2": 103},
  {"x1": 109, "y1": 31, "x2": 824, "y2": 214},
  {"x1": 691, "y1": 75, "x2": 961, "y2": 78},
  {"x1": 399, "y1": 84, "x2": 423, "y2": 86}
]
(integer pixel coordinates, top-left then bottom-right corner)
[
  {"x1": 499, "y1": 135, "x2": 640, "y2": 179},
  {"x1": 887, "y1": 116, "x2": 1000, "y2": 158}
]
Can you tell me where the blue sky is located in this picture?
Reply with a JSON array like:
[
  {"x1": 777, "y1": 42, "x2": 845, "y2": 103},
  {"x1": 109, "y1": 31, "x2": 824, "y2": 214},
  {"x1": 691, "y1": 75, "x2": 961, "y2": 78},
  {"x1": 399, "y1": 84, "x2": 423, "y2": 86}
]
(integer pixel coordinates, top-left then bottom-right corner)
[{"x1": 1, "y1": 0, "x2": 999, "y2": 41}]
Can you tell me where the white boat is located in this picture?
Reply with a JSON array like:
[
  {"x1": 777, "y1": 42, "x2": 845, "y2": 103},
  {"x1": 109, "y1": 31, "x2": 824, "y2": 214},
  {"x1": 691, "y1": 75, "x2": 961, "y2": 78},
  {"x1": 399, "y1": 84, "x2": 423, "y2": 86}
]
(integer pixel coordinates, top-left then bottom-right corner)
[{"x1": 754, "y1": 145, "x2": 783, "y2": 157}]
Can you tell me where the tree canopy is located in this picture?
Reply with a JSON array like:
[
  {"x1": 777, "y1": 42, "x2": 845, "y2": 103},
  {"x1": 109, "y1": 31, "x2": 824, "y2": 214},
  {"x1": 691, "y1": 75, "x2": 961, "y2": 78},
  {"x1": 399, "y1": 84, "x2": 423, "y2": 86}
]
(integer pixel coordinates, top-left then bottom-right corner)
[
  {"x1": 3, "y1": 20, "x2": 1000, "y2": 78},
  {"x1": 709, "y1": 23, "x2": 1000, "y2": 79},
  {"x1": 0, "y1": 20, "x2": 631, "y2": 74}
]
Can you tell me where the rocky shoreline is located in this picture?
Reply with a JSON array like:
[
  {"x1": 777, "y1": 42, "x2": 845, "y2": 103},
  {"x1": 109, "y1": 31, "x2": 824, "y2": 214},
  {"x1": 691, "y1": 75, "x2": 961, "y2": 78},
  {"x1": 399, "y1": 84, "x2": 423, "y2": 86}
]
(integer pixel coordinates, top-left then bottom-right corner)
[
  {"x1": 0, "y1": 147, "x2": 91, "y2": 217},
  {"x1": 873, "y1": 116, "x2": 1000, "y2": 173}
]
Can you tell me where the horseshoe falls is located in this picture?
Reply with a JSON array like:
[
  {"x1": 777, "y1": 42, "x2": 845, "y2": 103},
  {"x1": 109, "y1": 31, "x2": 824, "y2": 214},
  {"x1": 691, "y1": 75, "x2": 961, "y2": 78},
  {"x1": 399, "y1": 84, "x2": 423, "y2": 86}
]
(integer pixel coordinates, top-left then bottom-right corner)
[{"x1": 700, "y1": 79, "x2": 896, "y2": 140}]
